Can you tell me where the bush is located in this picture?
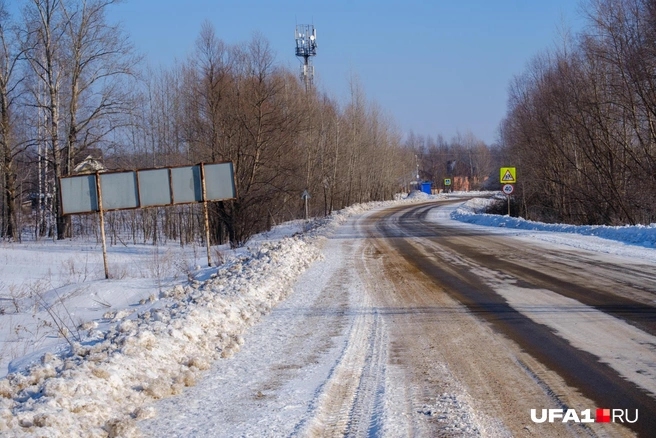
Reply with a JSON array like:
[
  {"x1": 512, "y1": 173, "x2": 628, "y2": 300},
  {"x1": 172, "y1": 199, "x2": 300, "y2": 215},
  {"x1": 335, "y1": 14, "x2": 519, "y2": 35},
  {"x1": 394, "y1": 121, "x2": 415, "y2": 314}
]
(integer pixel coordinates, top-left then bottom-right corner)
[{"x1": 485, "y1": 197, "x2": 521, "y2": 217}]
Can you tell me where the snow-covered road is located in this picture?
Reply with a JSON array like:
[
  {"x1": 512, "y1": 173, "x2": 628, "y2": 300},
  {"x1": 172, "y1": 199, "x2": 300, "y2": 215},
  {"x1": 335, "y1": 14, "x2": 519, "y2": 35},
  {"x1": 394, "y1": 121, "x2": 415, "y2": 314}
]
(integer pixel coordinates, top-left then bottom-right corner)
[
  {"x1": 139, "y1": 199, "x2": 656, "y2": 438},
  {"x1": 138, "y1": 207, "x2": 421, "y2": 436},
  {"x1": 3, "y1": 195, "x2": 655, "y2": 437},
  {"x1": 140, "y1": 203, "x2": 504, "y2": 437}
]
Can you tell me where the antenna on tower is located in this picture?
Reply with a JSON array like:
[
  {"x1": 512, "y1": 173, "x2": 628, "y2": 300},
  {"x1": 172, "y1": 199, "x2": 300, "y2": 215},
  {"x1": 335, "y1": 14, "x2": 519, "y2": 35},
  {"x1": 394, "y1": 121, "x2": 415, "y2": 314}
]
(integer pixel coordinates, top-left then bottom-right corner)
[{"x1": 295, "y1": 24, "x2": 317, "y2": 91}]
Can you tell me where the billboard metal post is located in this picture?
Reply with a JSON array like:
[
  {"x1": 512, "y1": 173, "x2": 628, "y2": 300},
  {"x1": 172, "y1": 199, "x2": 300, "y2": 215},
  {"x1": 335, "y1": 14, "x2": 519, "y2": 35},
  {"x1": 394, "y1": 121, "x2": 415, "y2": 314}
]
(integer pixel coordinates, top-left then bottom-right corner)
[
  {"x1": 95, "y1": 172, "x2": 110, "y2": 279},
  {"x1": 200, "y1": 163, "x2": 212, "y2": 267}
]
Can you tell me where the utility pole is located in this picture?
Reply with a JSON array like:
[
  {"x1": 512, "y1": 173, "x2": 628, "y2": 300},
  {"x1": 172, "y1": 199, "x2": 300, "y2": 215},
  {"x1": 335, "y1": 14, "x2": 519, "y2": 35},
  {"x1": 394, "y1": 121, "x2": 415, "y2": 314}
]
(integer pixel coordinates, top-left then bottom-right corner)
[{"x1": 415, "y1": 154, "x2": 419, "y2": 190}]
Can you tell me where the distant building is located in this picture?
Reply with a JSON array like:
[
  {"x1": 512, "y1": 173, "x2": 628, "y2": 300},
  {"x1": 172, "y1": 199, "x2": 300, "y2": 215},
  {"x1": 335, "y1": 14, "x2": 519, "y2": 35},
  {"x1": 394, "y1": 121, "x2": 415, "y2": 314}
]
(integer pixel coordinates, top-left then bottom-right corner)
[
  {"x1": 445, "y1": 159, "x2": 488, "y2": 191},
  {"x1": 73, "y1": 155, "x2": 106, "y2": 174}
]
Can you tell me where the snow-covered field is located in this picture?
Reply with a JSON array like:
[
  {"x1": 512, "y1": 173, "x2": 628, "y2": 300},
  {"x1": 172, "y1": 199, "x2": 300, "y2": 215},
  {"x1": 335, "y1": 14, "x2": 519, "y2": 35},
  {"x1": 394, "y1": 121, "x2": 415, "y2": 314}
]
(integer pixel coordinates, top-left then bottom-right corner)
[{"x1": 0, "y1": 191, "x2": 654, "y2": 436}]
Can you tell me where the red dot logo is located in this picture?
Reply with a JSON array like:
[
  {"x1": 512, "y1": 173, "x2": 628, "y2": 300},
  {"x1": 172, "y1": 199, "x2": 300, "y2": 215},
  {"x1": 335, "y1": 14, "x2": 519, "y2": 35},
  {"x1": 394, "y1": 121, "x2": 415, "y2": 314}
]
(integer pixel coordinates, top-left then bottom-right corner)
[{"x1": 596, "y1": 408, "x2": 611, "y2": 423}]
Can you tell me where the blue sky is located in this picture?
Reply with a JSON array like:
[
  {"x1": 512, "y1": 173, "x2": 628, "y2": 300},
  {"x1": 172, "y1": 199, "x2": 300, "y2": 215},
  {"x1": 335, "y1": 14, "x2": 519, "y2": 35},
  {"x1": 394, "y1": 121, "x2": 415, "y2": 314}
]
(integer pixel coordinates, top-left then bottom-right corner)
[{"x1": 37, "y1": 1, "x2": 587, "y2": 145}]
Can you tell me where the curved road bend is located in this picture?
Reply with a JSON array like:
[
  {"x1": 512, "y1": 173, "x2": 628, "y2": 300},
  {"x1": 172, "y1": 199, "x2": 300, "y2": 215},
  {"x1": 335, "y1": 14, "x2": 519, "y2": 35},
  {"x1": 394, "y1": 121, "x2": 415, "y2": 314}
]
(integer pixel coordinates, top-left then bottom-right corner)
[
  {"x1": 140, "y1": 199, "x2": 656, "y2": 437},
  {"x1": 367, "y1": 200, "x2": 656, "y2": 437}
]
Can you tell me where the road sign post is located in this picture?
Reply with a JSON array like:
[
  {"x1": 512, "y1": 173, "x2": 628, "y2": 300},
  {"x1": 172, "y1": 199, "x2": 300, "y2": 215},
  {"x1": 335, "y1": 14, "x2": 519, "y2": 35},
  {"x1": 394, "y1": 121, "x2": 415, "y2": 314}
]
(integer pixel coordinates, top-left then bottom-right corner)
[
  {"x1": 501, "y1": 166, "x2": 517, "y2": 217},
  {"x1": 501, "y1": 167, "x2": 517, "y2": 216},
  {"x1": 200, "y1": 163, "x2": 212, "y2": 267},
  {"x1": 502, "y1": 183, "x2": 514, "y2": 216},
  {"x1": 301, "y1": 190, "x2": 311, "y2": 219},
  {"x1": 95, "y1": 172, "x2": 109, "y2": 279}
]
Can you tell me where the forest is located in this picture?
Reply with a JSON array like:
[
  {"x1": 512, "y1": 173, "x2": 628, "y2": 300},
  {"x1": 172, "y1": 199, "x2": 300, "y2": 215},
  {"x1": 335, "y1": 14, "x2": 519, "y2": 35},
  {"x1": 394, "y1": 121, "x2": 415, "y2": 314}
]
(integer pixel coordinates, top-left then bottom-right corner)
[
  {"x1": 502, "y1": 0, "x2": 656, "y2": 225},
  {"x1": 0, "y1": 0, "x2": 428, "y2": 247},
  {"x1": 0, "y1": 0, "x2": 501, "y2": 247}
]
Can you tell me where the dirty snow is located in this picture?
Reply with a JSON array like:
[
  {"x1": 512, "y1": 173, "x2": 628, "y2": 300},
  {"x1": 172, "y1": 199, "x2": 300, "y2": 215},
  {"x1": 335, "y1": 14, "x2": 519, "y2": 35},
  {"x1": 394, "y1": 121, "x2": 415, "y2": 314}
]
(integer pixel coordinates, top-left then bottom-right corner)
[
  {"x1": 0, "y1": 236, "x2": 321, "y2": 436},
  {"x1": 0, "y1": 196, "x2": 437, "y2": 436},
  {"x1": 1, "y1": 191, "x2": 655, "y2": 436},
  {"x1": 435, "y1": 196, "x2": 656, "y2": 407}
]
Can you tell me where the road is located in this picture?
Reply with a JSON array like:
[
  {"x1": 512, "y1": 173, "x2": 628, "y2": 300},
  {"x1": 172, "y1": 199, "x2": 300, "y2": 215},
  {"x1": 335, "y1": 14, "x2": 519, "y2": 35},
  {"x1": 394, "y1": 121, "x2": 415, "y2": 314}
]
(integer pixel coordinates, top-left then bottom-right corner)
[{"x1": 139, "y1": 199, "x2": 656, "y2": 437}]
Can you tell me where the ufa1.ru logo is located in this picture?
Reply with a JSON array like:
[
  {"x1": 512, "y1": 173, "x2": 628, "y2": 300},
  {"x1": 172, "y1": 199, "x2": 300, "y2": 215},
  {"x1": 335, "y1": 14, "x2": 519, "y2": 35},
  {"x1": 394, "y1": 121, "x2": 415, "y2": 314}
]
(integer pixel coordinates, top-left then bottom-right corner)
[{"x1": 530, "y1": 408, "x2": 638, "y2": 423}]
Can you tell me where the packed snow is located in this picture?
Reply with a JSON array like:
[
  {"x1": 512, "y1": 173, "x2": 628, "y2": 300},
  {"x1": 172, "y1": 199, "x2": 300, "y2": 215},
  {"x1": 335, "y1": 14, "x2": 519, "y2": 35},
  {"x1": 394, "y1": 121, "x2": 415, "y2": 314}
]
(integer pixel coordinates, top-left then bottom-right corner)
[
  {"x1": 433, "y1": 195, "x2": 656, "y2": 405},
  {"x1": 0, "y1": 196, "x2": 437, "y2": 436},
  {"x1": 0, "y1": 237, "x2": 321, "y2": 436},
  {"x1": 1, "y1": 191, "x2": 654, "y2": 436}
]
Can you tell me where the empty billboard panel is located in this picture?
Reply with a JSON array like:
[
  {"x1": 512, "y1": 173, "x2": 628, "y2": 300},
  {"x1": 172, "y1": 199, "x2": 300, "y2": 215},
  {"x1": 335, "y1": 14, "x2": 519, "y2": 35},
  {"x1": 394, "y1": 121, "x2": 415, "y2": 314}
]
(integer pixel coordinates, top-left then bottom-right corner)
[
  {"x1": 99, "y1": 172, "x2": 139, "y2": 210},
  {"x1": 60, "y1": 174, "x2": 98, "y2": 214},
  {"x1": 171, "y1": 165, "x2": 202, "y2": 203},
  {"x1": 138, "y1": 168, "x2": 172, "y2": 207},
  {"x1": 205, "y1": 162, "x2": 236, "y2": 200},
  {"x1": 61, "y1": 161, "x2": 235, "y2": 216}
]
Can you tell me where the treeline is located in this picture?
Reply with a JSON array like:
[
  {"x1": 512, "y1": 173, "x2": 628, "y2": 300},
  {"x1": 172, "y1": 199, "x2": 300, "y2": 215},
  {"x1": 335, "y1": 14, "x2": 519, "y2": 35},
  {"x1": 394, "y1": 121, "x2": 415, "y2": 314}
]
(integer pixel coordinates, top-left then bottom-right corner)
[
  {"x1": 405, "y1": 131, "x2": 499, "y2": 191},
  {"x1": 501, "y1": 0, "x2": 656, "y2": 225},
  {"x1": 0, "y1": 0, "x2": 411, "y2": 246}
]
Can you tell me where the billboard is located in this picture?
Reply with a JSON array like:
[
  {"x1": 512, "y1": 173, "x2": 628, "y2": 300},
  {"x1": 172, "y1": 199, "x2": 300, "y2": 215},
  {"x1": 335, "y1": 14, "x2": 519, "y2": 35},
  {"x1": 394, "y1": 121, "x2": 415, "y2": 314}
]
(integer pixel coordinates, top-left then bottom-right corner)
[
  {"x1": 60, "y1": 174, "x2": 98, "y2": 214},
  {"x1": 60, "y1": 162, "x2": 236, "y2": 215}
]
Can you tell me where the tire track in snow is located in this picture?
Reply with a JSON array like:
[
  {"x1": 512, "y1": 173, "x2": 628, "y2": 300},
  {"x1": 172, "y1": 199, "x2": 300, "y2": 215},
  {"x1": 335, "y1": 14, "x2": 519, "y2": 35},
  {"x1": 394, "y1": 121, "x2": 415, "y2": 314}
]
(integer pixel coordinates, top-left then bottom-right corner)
[
  {"x1": 342, "y1": 311, "x2": 386, "y2": 437},
  {"x1": 300, "y1": 303, "x2": 387, "y2": 437},
  {"x1": 299, "y1": 239, "x2": 389, "y2": 437}
]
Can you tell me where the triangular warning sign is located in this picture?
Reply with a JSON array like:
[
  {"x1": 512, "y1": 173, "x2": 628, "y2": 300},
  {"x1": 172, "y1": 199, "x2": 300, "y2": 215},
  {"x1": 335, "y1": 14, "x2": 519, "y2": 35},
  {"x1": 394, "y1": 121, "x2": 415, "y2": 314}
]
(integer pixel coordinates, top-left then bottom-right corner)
[{"x1": 502, "y1": 170, "x2": 514, "y2": 181}]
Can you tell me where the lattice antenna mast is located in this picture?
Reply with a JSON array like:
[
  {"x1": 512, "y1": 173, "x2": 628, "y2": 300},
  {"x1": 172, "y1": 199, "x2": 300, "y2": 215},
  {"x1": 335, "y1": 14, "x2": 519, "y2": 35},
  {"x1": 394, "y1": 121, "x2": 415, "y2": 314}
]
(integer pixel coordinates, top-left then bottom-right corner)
[{"x1": 295, "y1": 24, "x2": 317, "y2": 91}]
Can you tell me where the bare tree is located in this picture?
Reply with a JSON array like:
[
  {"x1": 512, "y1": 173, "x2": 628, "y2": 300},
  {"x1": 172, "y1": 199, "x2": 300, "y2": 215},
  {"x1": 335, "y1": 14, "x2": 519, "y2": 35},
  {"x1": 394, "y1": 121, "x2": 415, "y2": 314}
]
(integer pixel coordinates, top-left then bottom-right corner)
[
  {"x1": 60, "y1": 0, "x2": 138, "y2": 174},
  {"x1": 0, "y1": 1, "x2": 26, "y2": 240},
  {"x1": 21, "y1": 0, "x2": 137, "y2": 239},
  {"x1": 501, "y1": 0, "x2": 656, "y2": 225},
  {"x1": 22, "y1": 0, "x2": 65, "y2": 239}
]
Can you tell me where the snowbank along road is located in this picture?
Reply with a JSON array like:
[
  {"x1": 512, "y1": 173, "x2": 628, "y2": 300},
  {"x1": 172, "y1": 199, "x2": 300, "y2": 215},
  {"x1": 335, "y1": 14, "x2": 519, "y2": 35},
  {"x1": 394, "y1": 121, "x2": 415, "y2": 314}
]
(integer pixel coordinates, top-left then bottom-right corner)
[{"x1": 140, "y1": 199, "x2": 656, "y2": 437}]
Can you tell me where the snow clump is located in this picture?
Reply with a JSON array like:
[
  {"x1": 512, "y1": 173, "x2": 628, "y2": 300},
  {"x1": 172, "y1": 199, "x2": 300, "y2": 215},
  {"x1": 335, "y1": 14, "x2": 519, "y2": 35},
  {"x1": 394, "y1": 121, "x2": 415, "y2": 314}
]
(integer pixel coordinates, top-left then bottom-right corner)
[{"x1": 0, "y1": 236, "x2": 319, "y2": 437}]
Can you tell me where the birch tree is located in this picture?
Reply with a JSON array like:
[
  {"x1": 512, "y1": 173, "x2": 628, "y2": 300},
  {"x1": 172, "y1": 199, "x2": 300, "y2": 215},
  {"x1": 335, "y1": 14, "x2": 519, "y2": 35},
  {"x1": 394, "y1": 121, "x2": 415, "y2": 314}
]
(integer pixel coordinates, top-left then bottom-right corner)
[
  {"x1": 23, "y1": 0, "x2": 137, "y2": 239},
  {"x1": 22, "y1": 0, "x2": 64, "y2": 238},
  {"x1": 0, "y1": 1, "x2": 25, "y2": 240}
]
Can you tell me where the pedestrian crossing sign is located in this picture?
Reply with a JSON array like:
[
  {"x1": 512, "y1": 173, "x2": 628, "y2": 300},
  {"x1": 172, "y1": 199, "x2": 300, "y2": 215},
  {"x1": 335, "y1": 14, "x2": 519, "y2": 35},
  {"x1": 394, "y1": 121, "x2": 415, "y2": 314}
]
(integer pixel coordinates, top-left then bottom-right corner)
[
  {"x1": 500, "y1": 167, "x2": 516, "y2": 184},
  {"x1": 444, "y1": 178, "x2": 452, "y2": 186}
]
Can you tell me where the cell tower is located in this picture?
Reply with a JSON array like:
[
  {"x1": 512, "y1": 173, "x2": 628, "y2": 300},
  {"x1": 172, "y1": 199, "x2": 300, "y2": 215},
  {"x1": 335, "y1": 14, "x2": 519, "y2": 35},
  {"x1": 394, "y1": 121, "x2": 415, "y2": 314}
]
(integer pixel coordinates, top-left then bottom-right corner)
[{"x1": 295, "y1": 24, "x2": 317, "y2": 91}]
